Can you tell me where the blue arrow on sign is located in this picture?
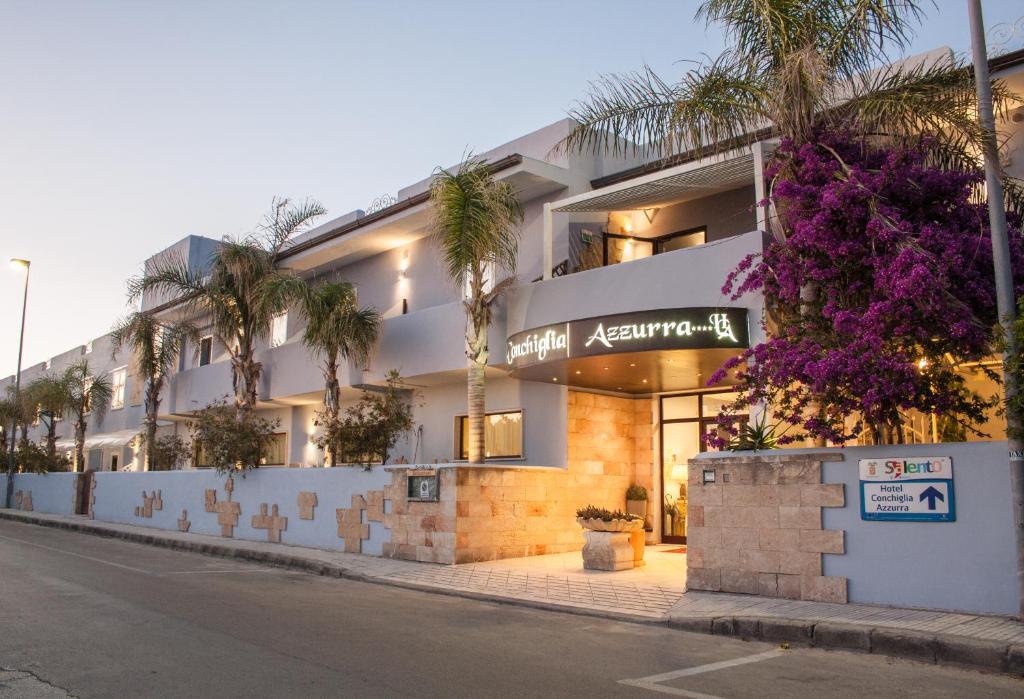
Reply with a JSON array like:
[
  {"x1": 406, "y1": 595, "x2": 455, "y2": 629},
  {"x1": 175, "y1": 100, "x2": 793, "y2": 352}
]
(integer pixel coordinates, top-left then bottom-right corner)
[{"x1": 919, "y1": 486, "x2": 945, "y2": 510}]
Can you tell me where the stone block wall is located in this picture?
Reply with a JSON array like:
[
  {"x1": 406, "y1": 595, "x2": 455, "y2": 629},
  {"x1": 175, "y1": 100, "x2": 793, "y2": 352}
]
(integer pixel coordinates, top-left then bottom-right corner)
[
  {"x1": 382, "y1": 391, "x2": 655, "y2": 565},
  {"x1": 686, "y1": 452, "x2": 848, "y2": 603}
]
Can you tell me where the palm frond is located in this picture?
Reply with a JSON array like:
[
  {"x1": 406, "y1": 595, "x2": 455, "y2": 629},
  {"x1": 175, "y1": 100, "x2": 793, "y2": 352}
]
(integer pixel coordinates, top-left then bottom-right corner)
[
  {"x1": 258, "y1": 196, "x2": 327, "y2": 255},
  {"x1": 561, "y1": 57, "x2": 767, "y2": 158},
  {"x1": 429, "y1": 156, "x2": 524, "y2": 291},
  {"x1": 834, "y1": 57, "x2": 1019, "y2": 154}
]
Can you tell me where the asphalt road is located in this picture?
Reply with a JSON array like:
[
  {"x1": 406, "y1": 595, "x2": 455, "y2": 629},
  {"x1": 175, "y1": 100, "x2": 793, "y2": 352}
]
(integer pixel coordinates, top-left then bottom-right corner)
[{"x1": 0, "y1": 520, "x2": 1021, "y2": 698}]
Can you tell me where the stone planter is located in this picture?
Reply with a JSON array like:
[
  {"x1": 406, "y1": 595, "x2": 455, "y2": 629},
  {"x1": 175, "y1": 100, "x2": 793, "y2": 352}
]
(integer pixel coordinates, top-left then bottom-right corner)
[
  {"x1": 581, "y1": 531, "x2": 634, "y2": 571},
  {"x1": 577, "y1": 517, "x2": 644, "y2": 570},
  {"x1": 576, "y1": 517, "x2": 644, "y2": 533}
]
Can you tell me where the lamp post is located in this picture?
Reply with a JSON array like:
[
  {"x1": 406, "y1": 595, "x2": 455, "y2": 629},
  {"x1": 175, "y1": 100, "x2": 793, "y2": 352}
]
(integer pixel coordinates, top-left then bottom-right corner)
[
  {"x1": 967, "y1": 0, "x2": 1024, "y2": 620},
  {"x1": 5, "y1": 258, "x2": 30, "y2": 509}
]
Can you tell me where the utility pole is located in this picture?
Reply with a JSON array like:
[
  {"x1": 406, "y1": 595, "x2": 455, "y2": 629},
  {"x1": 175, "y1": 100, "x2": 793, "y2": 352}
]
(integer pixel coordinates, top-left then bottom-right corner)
[
  {"x1": 968, "y1": 0, "x2": 1024, "y2": 620},
  {"x1": 6, "y1": 258, "x2": 30, "y2": 509}
]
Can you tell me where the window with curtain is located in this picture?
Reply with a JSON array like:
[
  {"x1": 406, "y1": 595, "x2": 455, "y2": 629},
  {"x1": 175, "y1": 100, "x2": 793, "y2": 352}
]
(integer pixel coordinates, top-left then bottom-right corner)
[
  {"x1": 456, "y1": 411, "x2": 523, "y2": 460},
  {"x1": 260, "y1": 433, "x2": 288, "y2": 466},
  {"x1": 110, "y1": 368, "x2": 127, "y2": 410}
]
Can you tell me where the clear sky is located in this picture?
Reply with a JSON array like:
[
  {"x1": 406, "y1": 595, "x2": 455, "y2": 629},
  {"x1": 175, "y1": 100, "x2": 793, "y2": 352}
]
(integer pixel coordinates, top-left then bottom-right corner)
[{"x1": 1, "y1": 0, "x2": 1022, "y2": 377}]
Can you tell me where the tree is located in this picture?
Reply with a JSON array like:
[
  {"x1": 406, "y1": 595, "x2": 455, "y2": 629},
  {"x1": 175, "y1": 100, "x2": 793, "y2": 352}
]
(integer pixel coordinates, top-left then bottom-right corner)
[
  {"x1": 561, "y1": 0, "x2": 1019, "y2": 201},
  {"x1": 314, "y1": 371, "x2": 415, "y2": 467},
  {"x1": 129, "y1": 198, "x2": 325, "y2": 422},
  {"x1": 710, "y1": 134, "x2": 1024, "y2": 443},
  {"x1": 299, "y1": 280, "x2": 381, "y2": 466},
  {"x1": 189, "y1": 397, "x2": 280, "y2": 474},
  {"x1": 429, "y1": 157, "x2": 523, "y2": 464},
  {"x1": 26, "y1": 374, "x2": 71, "y2": 462},
  {"x1": 111, "y1": 312, "x2": 196, "y2": 470},
  {"x1": 63, "y1": 360, "x2": 112, "y2": 472}
]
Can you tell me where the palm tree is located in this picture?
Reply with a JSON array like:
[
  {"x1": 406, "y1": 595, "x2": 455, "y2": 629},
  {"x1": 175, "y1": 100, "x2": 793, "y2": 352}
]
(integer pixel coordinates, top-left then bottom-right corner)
[
  {"x1": 129, "y1": 198, "x2": 325, "y2": 422},
  {"x1": 0, "y1": 395, "x2": 20, "y2": 459},
  {"x1": 26, "y1": 374, "x2": 72, "y2": 462},
  {"x1": 299, "y1": 280, "x2": 381, "y2": 466},
  {"x1": 561, "y1": 0, "x2": 1022, "y2": 210},
  {"x1": 63, "y1": 360, "x2": 112, "y2": 472},
  {"x1": 110, "y1": 313, "x2": 197, "y2": 470},
  {"x1": 429, "y1": 157, "x2": 523, "y2": 464}
]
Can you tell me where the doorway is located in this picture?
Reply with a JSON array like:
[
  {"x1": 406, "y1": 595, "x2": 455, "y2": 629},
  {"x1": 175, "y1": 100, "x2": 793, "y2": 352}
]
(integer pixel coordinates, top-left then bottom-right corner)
[{"x1": 660, "y1": 391, "x2": 742, "y2": 543}]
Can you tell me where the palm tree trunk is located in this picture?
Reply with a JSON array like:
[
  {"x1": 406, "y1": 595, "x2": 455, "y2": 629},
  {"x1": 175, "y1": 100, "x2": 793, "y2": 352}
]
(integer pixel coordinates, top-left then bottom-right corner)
[
  {"x1": 45, "y1": 418, "x2": 57, "y2": 462},
  {"x1": 466, "y1": 315, "x2": 488, "y2": 465},
  {"x1": 145, "y1": 381, "x2": 161, "y2": 470},
  {"x1": 75, "y1": 418, "x2": 86, "y2": 472},
  {"x1": 323, "y1": 357, "x2": 340, "y2": 467}
]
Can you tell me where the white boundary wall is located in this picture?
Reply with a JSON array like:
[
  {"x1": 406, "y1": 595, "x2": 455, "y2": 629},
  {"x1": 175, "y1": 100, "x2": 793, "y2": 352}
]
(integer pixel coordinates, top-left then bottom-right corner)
[{"x1": 9, "y1": 468, "x2": 393, "y2": 556}]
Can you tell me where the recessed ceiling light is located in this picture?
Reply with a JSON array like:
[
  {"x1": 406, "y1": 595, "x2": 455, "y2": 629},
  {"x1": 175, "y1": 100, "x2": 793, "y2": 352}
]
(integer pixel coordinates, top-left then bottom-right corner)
[
  {"x1": 603, "y1": 366, "x2": 609, "y2": 371},
  {"x1": 617, "y1": 387, "x2": 623, "y2": 390},
  {"x1": 575, "y1": 370, "x2": 582, "y2": 375},
  {"x1": 629, "y1": 363, "x2": 636, "y2": 367},
  {"x1": 642, "y1": 379, "x2": 648, "y2": 384},
  {"x1": 552, "y1": 377, "x2": 558, "y2": 382}
]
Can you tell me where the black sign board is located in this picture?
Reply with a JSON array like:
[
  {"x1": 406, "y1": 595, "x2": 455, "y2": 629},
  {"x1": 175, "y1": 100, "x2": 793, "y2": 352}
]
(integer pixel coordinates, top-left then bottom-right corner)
[
  {"x1": 407, "y1": 472, "x2": 439, "y2": 502},
  {"x1": 505, "y1": 307, "x2": 748, "y2": 369}
]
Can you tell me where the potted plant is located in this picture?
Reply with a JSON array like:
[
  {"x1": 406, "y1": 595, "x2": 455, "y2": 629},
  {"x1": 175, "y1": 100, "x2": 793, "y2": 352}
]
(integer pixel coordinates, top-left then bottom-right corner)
[
  {"x1": 576, "y1": 506, "x2": 644, "y2": 571},
  {"x1": 575, "y1": 505, "x2": 644, "y2": 532}
]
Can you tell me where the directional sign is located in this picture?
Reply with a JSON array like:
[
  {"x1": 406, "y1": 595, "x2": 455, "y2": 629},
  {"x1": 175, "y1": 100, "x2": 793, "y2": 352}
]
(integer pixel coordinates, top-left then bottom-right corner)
[{"x1": 859, "y1": 456, "x2": 956, "y2": 522}]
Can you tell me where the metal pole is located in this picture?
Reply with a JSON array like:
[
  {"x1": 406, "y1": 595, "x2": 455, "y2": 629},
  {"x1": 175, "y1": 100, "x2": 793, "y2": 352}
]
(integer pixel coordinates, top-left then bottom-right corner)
[
  {"x1": 5, "y1": 261, "x2": 30, "y2": 508},
  {"x1": 968, "y1": 0, "x2": 1024, "y2": 620}
]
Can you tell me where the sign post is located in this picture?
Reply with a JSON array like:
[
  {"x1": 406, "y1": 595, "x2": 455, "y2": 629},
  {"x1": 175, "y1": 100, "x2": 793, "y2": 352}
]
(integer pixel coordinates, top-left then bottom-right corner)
[{"x1": 859, "y1": 457, "x2": 956, "y2": 522}]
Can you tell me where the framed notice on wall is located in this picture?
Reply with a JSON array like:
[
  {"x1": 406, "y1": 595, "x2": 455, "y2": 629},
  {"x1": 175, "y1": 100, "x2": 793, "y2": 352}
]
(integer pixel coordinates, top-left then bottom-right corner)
[
  {"x1": 407, "y1": 471, "x2": 439, "y2": 502},
  {"x1": 859, "y1": 457, "x2": 955, "y2": 522}
]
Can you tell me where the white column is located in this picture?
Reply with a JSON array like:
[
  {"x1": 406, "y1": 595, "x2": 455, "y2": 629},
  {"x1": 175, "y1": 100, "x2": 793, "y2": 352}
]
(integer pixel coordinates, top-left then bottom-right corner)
[
  {"x1": 752, "y1": 141, "x2": 768, "y2": 232},
  {"x1": 542, "y1": 203, "x2": 553, "y2": 281}
]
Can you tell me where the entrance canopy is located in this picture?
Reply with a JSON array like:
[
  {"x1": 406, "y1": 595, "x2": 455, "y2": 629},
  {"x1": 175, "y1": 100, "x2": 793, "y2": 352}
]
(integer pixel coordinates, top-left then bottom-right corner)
[{"x1": 506, "y1": 307, "x2": 748, "y2": 394}]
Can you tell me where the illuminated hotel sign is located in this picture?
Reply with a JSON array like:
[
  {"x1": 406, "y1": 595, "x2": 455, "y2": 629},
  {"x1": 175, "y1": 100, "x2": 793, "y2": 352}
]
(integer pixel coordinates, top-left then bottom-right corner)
[{"x1": 505, "y1": 308, "x2": 749, "y2": 369}]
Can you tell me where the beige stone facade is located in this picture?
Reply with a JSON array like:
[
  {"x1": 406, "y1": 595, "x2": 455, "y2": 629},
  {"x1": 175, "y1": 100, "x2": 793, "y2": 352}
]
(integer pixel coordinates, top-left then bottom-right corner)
[
  {"x1": 380, "y1": 389, "x2": 656, "y2": 565},
  {"x1": 685, "y1": 452, "x2": 848, "y2": 603}
]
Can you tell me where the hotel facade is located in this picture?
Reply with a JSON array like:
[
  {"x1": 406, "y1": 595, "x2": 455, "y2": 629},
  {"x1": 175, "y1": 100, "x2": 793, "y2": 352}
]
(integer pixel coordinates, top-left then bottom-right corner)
[{"x1": 5, "y1": 48, "x2": 1024, "y2": 567}]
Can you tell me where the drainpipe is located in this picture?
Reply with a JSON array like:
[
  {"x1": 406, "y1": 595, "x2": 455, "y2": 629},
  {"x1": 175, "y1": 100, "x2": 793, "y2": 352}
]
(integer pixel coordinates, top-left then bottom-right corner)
[
  {"x1": 968, "y1": 0, "x2": 1024, "y2": 621},
  {"x1": 542, "y1": 203, "x2": 553, "y2": 281}
]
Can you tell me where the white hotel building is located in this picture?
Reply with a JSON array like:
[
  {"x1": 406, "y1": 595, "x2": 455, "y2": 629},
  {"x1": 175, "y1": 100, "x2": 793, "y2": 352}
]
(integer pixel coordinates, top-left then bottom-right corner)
[{"x1": 5, "y1": 48, "x2": 1024, "y2": 560}]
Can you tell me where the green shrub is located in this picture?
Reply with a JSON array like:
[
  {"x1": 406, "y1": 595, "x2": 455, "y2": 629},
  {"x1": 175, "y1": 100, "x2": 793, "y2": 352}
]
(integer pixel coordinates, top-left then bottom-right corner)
[
  {"x1": 189, "y1": 398, "x2": 281, "y2": 474},
  {"x1": 626, "y1": 484, "x2": 648, "y2": 501}
]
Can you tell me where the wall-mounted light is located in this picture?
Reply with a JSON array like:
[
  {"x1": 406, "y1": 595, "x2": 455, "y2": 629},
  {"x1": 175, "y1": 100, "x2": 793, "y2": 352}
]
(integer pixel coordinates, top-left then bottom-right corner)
[
  {"x1": 399, "y1": 249, "x2": 410, "y2": 272},
  {"x1": 643, "y1": 208, "x2": 660, "y2": 224}
]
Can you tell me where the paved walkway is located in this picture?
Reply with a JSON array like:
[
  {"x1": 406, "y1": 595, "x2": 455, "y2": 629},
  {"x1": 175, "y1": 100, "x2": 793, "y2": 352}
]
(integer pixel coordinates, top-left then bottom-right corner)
[{"x1": 3, "y1": 509, "x2": 1024, "y2": 656}]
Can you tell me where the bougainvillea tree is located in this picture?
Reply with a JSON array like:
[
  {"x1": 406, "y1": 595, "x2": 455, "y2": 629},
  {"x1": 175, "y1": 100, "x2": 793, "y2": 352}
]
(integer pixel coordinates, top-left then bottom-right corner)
[{"x1": 711, "y1": 132, "x2": 1024, "y2": 445}]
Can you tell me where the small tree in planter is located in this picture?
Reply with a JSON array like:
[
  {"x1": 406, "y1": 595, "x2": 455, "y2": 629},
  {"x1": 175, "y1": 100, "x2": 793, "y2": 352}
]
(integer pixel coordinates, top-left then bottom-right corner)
[
  {"x1": 625, "y1": 483, "x2": 649, "y2": 527},
  {"x1": 313, "y1": 371, "x2": 415, "y2": 468},
  {"x1": 189, "y1": 398, "x2": 280, "y2": 475},
  {"x1": 136, "y1": 433, "x2": 191, "y2": 471}
]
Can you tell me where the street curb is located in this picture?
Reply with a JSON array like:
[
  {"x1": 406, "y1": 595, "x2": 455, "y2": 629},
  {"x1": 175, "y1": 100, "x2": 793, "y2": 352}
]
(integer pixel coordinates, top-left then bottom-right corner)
[
  {"x1": 666, "y1": 615, "x2": 1023, "y2": 677},
  {"x1": 5, "y1": 510, "x2": 1022, "y2": 676},
  {"x1": 0, "y1": 511, "x2": 662, "y2": 627}
]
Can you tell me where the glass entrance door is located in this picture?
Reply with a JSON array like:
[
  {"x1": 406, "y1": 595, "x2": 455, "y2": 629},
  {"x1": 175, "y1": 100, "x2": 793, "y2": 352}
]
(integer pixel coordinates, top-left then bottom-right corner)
[{"x1": 660, "y1": 391, "x2": 742, "y2": 544}]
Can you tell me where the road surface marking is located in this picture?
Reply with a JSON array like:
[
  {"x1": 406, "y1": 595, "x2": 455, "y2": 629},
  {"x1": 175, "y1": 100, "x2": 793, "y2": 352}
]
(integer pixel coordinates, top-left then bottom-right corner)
[
  {"x1": 619, "y1": 649, "x2": 785, "y2": 698},
  {"x1": 0, "y1": 533, "x2": 152, "y2": 574}
]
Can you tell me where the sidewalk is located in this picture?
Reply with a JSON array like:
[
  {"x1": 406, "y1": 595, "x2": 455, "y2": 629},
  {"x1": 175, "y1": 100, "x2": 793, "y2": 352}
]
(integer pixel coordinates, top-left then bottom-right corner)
[{"x1": 3, "y1": 509, "x2": 1023, "y2": 675}]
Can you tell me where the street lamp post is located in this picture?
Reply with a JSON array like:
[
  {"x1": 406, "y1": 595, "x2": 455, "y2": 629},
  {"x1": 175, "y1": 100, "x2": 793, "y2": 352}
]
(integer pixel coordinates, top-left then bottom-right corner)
[
  {"x1": 967, "y1": 0, "x2": 1024, "y2": 621},
  {"x1": 5, "y1": 258, "x2": 30, "y2": 509}
]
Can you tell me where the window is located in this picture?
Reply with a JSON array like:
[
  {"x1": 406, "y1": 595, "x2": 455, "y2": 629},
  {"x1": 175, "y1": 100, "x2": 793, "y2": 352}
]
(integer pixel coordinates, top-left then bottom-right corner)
[
  {"x1": 260, "y1": 433, "x2": 287, "y2": 466},
  {"x1": 110, "y1": 454, "x2": 119, "y2": 472},
  {"x1": 198, "y1": 336, "x2": 213, "y2": 367},
  {"x1": 656, "y1": 227, "x2": 706, "y2": 254},
  {"x1": 270, "y1": 312, "x2": 288, "y2": 348},
  {"x1": 455, "y1": 410, "x2": 523, "y2": 460},
  {"x1": 110, "y1": 368, "x2": 127, "y2": 410}
]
